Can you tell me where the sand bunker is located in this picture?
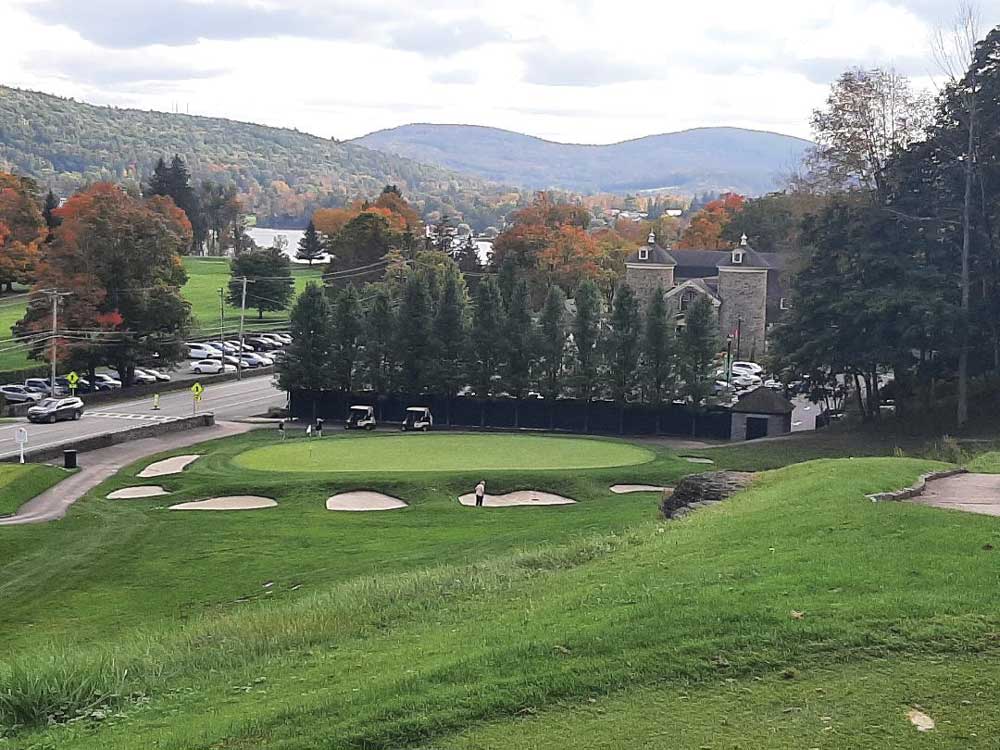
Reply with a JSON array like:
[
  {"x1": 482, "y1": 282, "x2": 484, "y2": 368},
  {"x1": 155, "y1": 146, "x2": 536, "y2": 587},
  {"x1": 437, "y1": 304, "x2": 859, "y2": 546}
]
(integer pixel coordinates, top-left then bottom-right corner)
[
  {"x1": 610, "y1": 484, "x2": 672, "y2": 494},
  {"x1": 138, "y1": 454, "x2": 201, "y2": 478},
  {"x1": 107, "y1": 486, "x2": 170, "y2": 499},
  {"x1": 458, "y1": 490, "x2": 576, "y2": 507},
  {"x1": 326, "y1": 491, "x2": 408, "y2": 511},
  {"x1": 909, "y1": 473, "x2": 1000, "y2": 517},
  {"x1": 169, "y1": 496, "x2": 277, "y2": 511},
  {"x1": 682, "y1": 456, "x2": 715, "y2": 464}
]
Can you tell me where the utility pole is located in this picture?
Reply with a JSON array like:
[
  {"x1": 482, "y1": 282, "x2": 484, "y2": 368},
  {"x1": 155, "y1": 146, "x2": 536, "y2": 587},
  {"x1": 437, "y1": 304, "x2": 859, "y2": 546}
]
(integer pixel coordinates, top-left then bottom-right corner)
[
  {"x1": 218, "y1": 287, "x2": 226, "y2": 360},
  {"x1": 237, "y1": 277, "x2": 248, "y2": 381},
  {"x1": 41, "y1": 289, "x2": 72, "y2": 397}
]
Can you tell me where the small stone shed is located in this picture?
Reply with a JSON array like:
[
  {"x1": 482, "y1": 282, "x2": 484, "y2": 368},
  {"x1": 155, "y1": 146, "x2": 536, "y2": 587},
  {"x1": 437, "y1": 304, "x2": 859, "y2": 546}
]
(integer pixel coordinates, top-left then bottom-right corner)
[{"x1": 731, "y1": 387, "x2": 793, "y2": 441}]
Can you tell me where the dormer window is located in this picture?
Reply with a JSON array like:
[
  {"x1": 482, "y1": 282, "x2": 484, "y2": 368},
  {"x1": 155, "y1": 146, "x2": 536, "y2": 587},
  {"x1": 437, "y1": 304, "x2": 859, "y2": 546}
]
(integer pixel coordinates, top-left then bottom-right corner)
[
  {"x1": 638, "y1": 248, "x2": 649, "y2": 261},
  {"x1": 732, "y1": 250, "x2": 744, "y2": 265}
]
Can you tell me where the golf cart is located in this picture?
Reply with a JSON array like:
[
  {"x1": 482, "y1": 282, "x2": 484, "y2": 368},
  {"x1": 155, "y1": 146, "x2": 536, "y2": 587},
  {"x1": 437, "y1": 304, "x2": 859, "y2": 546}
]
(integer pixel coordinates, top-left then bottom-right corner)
[
  {"x1": 345, "y1": 404, "x2": 376, "y2": 430},
  {"x1": 401, "y1": 406, "x2": 433, "y2": 432}
]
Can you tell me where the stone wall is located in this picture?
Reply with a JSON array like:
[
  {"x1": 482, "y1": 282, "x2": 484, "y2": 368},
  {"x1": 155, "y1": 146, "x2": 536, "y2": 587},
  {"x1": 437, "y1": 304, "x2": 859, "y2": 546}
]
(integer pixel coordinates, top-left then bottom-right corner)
[
  {"x1": 625, "y1": 265, "x2": 674, "y2": 308},
  {"x1": 661, "y1": 470, "x2": 754, "y2": 518},
  {"x1": 717, "y1": 268, "x2": 768, "y2": 360}
]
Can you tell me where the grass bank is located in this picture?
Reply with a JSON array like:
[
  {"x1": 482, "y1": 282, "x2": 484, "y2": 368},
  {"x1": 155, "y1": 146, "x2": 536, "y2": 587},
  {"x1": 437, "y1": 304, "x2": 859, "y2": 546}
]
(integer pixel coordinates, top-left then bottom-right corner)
[{"x1": 0, "y1": 463, "x2": 66, "y2": 517}]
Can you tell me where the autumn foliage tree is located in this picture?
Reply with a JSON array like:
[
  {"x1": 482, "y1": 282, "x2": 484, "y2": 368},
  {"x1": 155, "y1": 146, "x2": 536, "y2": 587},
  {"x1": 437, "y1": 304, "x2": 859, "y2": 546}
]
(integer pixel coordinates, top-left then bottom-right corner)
[
  {"x1": 676, "y1": 193, "x2": 746, "y2": 249},
  {"x1": 15, "y1": 183, "x2": 192, "y2": 383},
  {"x1": 0, "y1": 172, "x2": 46, "y2": 292}
]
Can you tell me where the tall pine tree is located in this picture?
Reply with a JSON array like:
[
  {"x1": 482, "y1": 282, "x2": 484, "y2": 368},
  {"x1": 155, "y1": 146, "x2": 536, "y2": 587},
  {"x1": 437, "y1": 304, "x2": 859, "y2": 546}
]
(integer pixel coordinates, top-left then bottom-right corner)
[
  {"x1": 297, "y1": 220, "x2": 325, "y2": 266},
  {"x1": 364, "y1": 288, "x2": 397, "y2": 393},
  {"x1": 605, "y1": 283, "x2": 642, "y2": 403},
  {"x1": 679, "y1": 296, "x2": 719, "y2": 405},
  {"x1": 471, "y1": 276, "x2": 505, "y2": 396},
  {"x1": 430, "y1": 267, "x2": 469, "y2": 401},
  {"x1": 572, "y1": 279, "x2": 602, "y2": 400},
  {"x1": 277, "y1": 282, "x2": 334, "y2": 393},
  {"x1": 331, "y1": 286, "x2": 363, "y2": 392},
  {"x1": 538, "y1": 285, "x2": 567, "y2": 399},
  {"x1": 503, "y1": 278, "x2": 536, "y2": 398},
  {"x1": 396, "y1": 272, "x2": 432, "y2": 392},
  {"x1": 641, "y1": 286, "x2": 676, "y2": 404}
]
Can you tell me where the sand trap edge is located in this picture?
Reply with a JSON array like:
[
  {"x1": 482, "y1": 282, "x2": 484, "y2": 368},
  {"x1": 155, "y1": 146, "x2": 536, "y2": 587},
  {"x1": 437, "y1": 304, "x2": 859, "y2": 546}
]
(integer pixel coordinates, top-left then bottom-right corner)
[
  {"x1": 610, "y1": 484, "x2": 672, "y2": 495},
  {"x1": 107, "y1": 486, "x2": 170, "y2": 500},
  {"x1": 326, "y1": 491, "x2": 408, "y2": 512},
  {"x1": 138, "y1": 454, "x2": 201, "y2": 478},
  {"x1": 169, "y1": 496, "x2": 277, "y2": 511},
  {"x1": 458, "y1": 490, "x2": 576, "y2": 508}
]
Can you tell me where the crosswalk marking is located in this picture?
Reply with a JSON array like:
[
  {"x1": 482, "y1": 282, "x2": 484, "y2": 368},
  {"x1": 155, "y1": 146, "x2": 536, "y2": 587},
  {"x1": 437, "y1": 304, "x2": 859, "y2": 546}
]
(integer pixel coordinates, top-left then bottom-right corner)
[{"x1": 88, "y1": 412, "x2": 180, "y2": 423}]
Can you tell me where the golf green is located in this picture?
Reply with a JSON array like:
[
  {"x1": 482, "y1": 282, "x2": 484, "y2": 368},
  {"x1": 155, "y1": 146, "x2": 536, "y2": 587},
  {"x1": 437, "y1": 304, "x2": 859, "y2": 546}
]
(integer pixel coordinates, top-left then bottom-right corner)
[{"x1": 232, "y1": 433, "x2": 655, "y2": 473}]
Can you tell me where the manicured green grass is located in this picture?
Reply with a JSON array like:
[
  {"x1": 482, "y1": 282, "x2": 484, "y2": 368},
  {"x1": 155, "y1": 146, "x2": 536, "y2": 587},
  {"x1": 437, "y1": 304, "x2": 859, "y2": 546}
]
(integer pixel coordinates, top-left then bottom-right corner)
[
  {"x1": 0, "y1": 259, "x2": 321, "y2": 371},
  {"x1": 0, "y1": 463, "x2": 66, "y2": 516},
  {"x1": 233, "y1": 433, "x2": 655, "y2": 473},
  {"x1": 966, "y1": 451, "x2": 1000, "y2": 473},
  {"x1": 4, "y1": 429, "x2": 1000, "y2": 748}
]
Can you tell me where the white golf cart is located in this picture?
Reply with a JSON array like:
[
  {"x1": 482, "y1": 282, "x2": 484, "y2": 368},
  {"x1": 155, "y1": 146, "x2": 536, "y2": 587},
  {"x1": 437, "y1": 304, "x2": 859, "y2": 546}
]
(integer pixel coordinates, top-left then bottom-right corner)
[
  {"x1": 345, "y1": 404, "x2": 376, "y2": 430},
  {"x1": 401, "y1": 406, "x2": 433, "y2": 432}
]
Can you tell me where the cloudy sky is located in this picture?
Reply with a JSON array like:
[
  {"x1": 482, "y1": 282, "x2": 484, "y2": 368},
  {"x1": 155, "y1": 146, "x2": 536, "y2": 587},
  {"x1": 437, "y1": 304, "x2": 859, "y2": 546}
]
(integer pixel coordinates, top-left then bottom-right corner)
[{"x1": 3, "y1": 0, "x2": 997, "y2": 144}]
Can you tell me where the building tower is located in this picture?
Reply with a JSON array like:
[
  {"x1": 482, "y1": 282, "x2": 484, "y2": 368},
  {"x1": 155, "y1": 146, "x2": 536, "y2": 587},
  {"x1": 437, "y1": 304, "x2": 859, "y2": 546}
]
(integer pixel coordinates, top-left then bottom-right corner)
[
  {"x1": 623, "y1": 232, "x2": 677, "y2": 308},
  {"x1": 716, "y1": 234, "x2": 770, "y2": 360}
]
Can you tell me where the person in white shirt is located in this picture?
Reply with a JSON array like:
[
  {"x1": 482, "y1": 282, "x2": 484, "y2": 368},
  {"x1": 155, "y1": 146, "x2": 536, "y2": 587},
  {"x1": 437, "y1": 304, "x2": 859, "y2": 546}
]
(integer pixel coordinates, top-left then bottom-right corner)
[{"x1": 474, "y1": 480, "x2": 486, "y2": 507}]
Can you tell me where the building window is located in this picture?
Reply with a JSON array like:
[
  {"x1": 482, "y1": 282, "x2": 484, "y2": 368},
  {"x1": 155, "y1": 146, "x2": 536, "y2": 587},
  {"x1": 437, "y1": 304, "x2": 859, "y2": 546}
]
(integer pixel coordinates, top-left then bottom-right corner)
[
  {"x1": 732, "y1": 250, "x2": 744, "y2": 265},
  {"x1": 679, "y1": 291, "x2": 695, "y2": 312},
  {"x1": 779, "y1": 297, "x2": 791, "y2": 310},
  {"x1": 638, "y1": 248, "x2": 649, "y2": 261}
]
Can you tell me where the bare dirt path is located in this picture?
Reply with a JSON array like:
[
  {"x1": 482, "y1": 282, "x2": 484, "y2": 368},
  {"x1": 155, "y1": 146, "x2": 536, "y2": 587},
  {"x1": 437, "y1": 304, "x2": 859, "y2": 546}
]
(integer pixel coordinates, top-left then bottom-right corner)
[
  {"x1": 909, "y1": 473, "x2": 1000, "y2": 517},
  {"x1": 0, "y1": 421, "x2": 256, "y2": 526}
]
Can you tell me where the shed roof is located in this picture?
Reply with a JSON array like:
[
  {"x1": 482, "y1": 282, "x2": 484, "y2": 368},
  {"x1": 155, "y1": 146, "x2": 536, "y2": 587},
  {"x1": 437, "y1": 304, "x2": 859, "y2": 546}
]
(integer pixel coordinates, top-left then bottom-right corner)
[{"x1": 732, "y1": 387, "x2": 794, "y2": 415}]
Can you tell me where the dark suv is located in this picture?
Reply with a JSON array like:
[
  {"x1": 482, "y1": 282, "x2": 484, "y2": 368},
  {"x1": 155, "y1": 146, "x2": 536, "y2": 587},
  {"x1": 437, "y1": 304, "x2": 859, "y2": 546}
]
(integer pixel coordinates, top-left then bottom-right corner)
[{"x1": 27, "y1": 396, "x2": 85, "y2": 424}]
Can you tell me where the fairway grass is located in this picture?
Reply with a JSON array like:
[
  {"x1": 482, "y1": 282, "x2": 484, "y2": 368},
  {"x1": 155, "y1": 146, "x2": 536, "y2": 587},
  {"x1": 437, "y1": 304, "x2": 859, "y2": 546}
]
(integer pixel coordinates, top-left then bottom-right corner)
[
  {"x1": 5, "y1": 429, "x2": 1000, "y2": 748},
  {"x1": 233, "y1": 433, "x2": 656, "y2": 473}
]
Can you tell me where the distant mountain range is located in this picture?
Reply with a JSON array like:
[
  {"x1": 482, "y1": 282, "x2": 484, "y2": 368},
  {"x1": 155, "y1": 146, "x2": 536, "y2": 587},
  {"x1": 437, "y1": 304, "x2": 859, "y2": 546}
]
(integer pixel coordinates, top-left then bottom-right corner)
[
  {"x1": 0, "y1": 87, "x2": 515, "y2": 228},
  {"x1": 352, "y1": 124, "x2": 812, "y2": 196}
]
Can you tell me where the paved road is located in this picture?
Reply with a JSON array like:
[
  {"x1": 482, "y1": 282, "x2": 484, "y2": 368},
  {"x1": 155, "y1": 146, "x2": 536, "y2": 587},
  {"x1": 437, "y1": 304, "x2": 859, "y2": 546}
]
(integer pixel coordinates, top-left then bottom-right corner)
[{"x1": 0, "y1": 375, "x2": 284, "y2": 461}]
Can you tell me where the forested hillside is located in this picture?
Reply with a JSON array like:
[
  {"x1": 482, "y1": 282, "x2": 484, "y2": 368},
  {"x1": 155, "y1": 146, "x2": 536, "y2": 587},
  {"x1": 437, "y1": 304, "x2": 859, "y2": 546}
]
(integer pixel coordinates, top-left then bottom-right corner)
[
  {"x1": 353, "y1": 124, "x2": 812, "y2": 195},
  {"x1": 0, "y1": 87, "x2": 518, "y2": 229}
]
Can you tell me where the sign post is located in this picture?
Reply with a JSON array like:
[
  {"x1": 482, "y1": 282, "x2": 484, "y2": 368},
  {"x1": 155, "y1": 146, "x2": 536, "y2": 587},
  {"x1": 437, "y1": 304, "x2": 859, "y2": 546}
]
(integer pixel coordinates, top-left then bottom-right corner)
[
  {"x1": 15, "y1": 427, "x2": 27, "y2": 464},
  {"x1": 191, "y1": 382, "x2": 204, "y2": 415},
  {"x1": 66, "y1": 371, "x2": 79, "y2": 396}
]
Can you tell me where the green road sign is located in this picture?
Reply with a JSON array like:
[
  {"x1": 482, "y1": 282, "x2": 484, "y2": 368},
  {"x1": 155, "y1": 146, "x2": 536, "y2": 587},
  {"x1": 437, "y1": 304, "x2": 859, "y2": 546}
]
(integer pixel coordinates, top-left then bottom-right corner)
[
  {"x1": 191, "y1": 382, "x2": 205, "y2": 398},
  {"x1": 66, "y1": 371, "x2": 79, "y2": 387}
]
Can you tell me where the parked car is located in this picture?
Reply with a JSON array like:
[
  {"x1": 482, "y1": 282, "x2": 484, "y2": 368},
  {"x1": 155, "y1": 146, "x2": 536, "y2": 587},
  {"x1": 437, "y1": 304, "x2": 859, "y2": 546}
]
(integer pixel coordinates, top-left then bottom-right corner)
[
  {"x1": 114, "y1": 369, "x2": 156, "y2": 386},
  {"x1": 266, "y1": 333, "x2": 292, "y2": 345},
  {"x1": 93, "y1": 373, "x2": 123, "y2": 390},
  {"x1": 187, "y1": 343, "x2": 222, "y2": 360},
  {"x1": 226, "y1": 340, "x2": 255, "y2": 353},
  {"x1": 190, "y1": 359, "x2": 235, "y2": 375},
  {"x1": 732, "y1": 373, "x2": 762, "y2": 389},
  {"x1": 138, "y1": 367, "x2": 171, "y2": 382},
  {"x1": 401, "y1": 406, "x2": 433, "y2": 432},
  {"x1": 763, "y1": 378, "x2": 784, "y2": 391},
  {"x1": 28, "y1": 396, "x2": 84, "y2": 424},
  {"x1": 345, "y1": 405, "x2": 376, "y2": 430},
  {"x1": 24, "y1": 378, "x2": 66, "y2": 396},
  {"x1": 258, "y1": 333, "x2": 287, "y2": 347},
  {"x1": 55, "y1": 376, "x2": 95, "y2": 394},
  {"x1": 246, "y1": 337, "x2": 279, "y2": 351},
  {"x1": 244, "y1": 352, "x2": 273, "y2": 367},
  {"x1": 731, "y1": 361, "x2": 764, "y2": 376},
  {"x1": 0, "y1": 384, "x2": 42, "y2": 403}
]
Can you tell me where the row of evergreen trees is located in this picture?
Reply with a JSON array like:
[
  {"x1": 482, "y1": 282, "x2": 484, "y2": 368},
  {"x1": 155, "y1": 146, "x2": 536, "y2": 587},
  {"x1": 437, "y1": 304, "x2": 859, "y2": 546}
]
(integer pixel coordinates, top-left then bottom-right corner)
[{"x1": 278, "y1": 261, "x2": 722, "y2": 404}]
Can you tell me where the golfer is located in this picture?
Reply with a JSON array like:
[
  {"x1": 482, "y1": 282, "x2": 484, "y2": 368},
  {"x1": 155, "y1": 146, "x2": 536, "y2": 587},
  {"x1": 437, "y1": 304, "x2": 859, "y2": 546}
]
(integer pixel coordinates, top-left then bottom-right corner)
[
  {"x1": 315, "y1": 418, "x2": 324, "y2": 438},
  {"x1": 278, "y1": 420, "x2": 285, "y2": 440},
  {"x1": 474, "y1": 480, "x2": 486, "y2": 507}
]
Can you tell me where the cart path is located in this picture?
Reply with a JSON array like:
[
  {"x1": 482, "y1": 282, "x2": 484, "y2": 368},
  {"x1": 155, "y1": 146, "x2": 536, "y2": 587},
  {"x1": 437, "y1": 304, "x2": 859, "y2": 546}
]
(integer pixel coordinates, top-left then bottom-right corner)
[
  {"x1": 909, "y1": 473, "x2": 1000, "y2": 517},
  {"x1": 0, "y1": 421, "x2": 256, "y2": 526}
]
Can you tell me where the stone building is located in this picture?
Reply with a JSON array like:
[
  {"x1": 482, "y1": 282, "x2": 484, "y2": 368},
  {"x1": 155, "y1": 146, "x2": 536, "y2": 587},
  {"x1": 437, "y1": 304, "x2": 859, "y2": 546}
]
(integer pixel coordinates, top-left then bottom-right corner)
[
  {"x1": 730, "y1": 386, "x2": 794, "y2": 440},
  {"x1": 624, "y1": 233, "x2": 787, "y2": 360}
]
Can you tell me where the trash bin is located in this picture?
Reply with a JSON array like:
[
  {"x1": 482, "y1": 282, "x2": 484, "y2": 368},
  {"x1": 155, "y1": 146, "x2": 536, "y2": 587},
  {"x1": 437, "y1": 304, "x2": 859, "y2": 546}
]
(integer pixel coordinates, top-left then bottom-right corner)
[{"x1": 63, "y1": 449, "x2": 78, "y2": 470}]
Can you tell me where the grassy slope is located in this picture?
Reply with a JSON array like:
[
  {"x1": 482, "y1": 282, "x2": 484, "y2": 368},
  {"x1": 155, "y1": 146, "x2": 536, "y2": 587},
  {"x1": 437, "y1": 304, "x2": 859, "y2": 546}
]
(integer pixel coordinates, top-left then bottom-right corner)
[
  {"x1": 0, "y1": 259, "x2": 321, "y2": 371},
  {"x1": 234, "y1": 433, "x2": 655, "y2": 473},
  {"x1": 0, "y1": 463, "x2": 66, "y2": 516},
  {"x1": 4, "y1": 430, "x2": 1000, "y2": 747}
]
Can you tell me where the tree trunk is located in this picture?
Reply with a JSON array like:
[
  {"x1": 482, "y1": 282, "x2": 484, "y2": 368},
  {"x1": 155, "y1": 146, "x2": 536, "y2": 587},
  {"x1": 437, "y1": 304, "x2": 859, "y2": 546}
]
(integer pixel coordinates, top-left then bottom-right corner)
[{"x1": 957, "y1": 95, "x2": 976, "y2": 429}]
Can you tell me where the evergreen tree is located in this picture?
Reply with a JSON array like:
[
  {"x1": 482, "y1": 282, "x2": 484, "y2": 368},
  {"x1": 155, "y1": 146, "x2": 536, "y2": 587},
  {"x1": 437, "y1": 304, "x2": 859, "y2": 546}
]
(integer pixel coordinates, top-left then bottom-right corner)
[
  {"x1": 471, "y1": 276, "x2": 505, "y2": 396},
  {"x1": 430, "y1": 268, "x2": 469, "y2": 404},
  {"x1": 605, "y1": 284, "x2": 642, "y2": 402},
  {"x1": 147, "y1": 157, "x2": 171, "y2": 196},
  {"x1": 42, "y1": 190, "x2": 60, "y2": 233},
  {"x1": 228, "y1": 247, "x2": 294, "y2": 319},
  {"x1": 503, "y1": 279, "x2": 536, "y2": 398},
  {"x1": 538, "y1": 285, "x2": 567, "y2": 399},
  {"x1": 497, "y1": 257, "x2": 517, "y2": 308},
  {"x1": 146, "y1": 155, "x2": 204, "y2": 252},
  {"x1": 331, "y1": 286, "x2": 363, "y2": 392},
  {"x1": 277, "y1": 282, "x2": 334, "y2": 393},
  {"x1": 454, "y1": 234, "x2": 482, "y2": 273},
  {"x1": 572, "y1": 279, "x2": 602, "y2": 400},
  {"x1": 396, "y1": 272, "x2": 432, "y2": 392},
  {"x1": 641, "y1": 286, "x2": 675, "y2": 404},
  {"x1": 296, "y1": 220, "x2": 324, "y2": 266},
  {"x1": 679, "y1": 296, "x2": 719, "y2": 405},
  {"x1": 364, "y1": 288, "x2": 397, "y2": 393}
]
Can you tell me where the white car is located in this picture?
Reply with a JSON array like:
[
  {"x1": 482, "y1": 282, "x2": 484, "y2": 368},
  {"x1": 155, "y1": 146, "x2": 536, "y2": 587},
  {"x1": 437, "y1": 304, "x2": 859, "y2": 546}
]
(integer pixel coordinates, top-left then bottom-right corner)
[
  {"x1": 732, "y1": 361, "x2": 764, "y2": 376},
  {"x1": 190, "y1": 359, "x2": 236, "y2": 375},
  {"x1": 188, "y1": 343, "x2": 222, "y2": 360},
  {"x1": 764, "y1": 378, "x2": 783, "y2": 391},
  {"x1": 732, "y1": 373, "x2": 762, "y2": 389},
  {"x1": 139, "y1": 367, "x2": 171, "y2": 382},
  {"x1": 244, "y1": 352, "x2": 273, "y2": 367},
  {"x1": 0, "y1": 384, "x2": 43, "y2": 403},
  {"x1": 93, "y1": 373, "x2": 123, "y2": 389}
]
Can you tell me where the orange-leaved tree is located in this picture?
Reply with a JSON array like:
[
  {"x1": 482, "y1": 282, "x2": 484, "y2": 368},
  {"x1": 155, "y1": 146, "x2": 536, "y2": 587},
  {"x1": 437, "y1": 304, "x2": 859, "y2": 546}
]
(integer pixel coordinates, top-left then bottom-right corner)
[
  {"x1": 676, "y1": 193, "x2": 746, "y2": 249},
  {"x1": 0, "y1": 172, "x2": 47, "y2": 292},
  {"x1": 15, "y1": 183, "x2": 192, "y2": 384}
]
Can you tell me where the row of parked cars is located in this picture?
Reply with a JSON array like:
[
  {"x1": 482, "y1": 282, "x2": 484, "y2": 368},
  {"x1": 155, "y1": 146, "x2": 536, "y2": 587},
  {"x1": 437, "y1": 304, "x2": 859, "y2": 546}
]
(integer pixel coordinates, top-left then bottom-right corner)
[
  {"x1": 1, "y1": 367, "x2": 172, "y2": 404},
  {"x1": 713, "y1": 361, "x2": 784, "y2": 397},
  {"x1": 187, "y1": 333, "x2": 291, "y2": 375}
]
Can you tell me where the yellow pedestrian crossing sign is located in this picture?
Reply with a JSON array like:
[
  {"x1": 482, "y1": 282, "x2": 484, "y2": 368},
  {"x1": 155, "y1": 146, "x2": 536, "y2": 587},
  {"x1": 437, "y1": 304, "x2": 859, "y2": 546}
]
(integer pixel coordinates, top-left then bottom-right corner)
[
  {"x1": 191, "y1": 382, "x2": 204, "y2": 401},
  {"x1": 66, "y1": 371, "x2": 79, "y2": 388}
]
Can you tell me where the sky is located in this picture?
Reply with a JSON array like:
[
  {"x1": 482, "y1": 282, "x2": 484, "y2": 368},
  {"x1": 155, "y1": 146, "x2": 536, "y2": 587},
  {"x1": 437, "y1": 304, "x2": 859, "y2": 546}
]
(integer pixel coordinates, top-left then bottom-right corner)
[{"x1": 2, "y1": 0, "x2": 998, "y2": 144}]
